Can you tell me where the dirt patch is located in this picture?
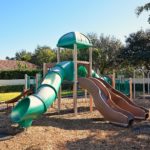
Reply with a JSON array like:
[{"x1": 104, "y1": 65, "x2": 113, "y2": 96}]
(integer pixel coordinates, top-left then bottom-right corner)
[{"x1": 0, "y1": 98, "x2": 150, "y2": 150}]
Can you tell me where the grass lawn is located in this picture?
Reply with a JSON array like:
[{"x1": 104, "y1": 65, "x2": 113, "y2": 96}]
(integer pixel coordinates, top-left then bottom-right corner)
[
  {"x1": 0, "y1": 92, "x2": 21, "y2": 102},
  {"x1": 0, "y1": 90, "x2": 85, "y2": 102},
  {"x1": 61, "y1": 90, "x2": 84, "y2": 97}
]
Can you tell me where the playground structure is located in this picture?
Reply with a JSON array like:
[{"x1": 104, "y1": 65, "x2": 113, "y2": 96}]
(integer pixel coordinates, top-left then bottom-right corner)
[
  {"x1": 43, "y1": 61, "x2": 94, "y2": 113},
  {"x1": 10, "y1": 31, "x2": 149, "y2": 128},
  {"x1": 43, "y1": 64, "x2": 133, "y2": 107}
]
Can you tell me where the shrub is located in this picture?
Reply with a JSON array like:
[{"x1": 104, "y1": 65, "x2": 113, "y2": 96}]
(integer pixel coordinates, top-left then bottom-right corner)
[
  {"x1": 0, "y1": 70, "x2": 42, "y2": 79},
  {"x1": 0, "y1": 85, "x2": 24, "y2": 93}
]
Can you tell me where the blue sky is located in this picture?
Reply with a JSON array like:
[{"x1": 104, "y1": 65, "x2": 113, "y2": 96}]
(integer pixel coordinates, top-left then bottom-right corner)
[{"x1": 0, "y1": 0, "x2": 149, "y2": 59}]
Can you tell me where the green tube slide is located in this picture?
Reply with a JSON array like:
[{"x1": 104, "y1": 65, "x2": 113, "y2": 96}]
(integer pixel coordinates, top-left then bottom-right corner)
[{"x1": 10, "y1": 61, "x2": 74, "y2": 128}]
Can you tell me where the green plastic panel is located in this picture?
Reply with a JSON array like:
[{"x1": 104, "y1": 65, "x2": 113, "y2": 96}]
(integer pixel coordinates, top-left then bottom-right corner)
[
  {"x1": 57, "y1": 32, "x2": 92, "y2": 49},
  {"x1": 78, "y1": 65, "x2": 88, "y2": 77}
]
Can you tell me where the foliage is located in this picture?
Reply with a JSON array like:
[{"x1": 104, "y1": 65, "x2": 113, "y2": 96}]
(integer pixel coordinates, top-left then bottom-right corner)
[
  {"x1": 6, "y1": 46, "x2": 57, "y2": 67},
  {"x1": 60, "y1": 49, "x2": 73, "y2": 61},
  {"x1": 0, "y1": 85, "x2": 24, "y2": 93},
  {"x1": 16, "y1": 61, "x2": 28, "y2": 70},
  {"x1": 115, "y1": 66, "x2": 134, "y2": 78},
  {"x1": 5, "y1": 37, "x2": 123, "y2": 75},
  {"x1": 118, "y1": 30, "x2": 150, "y2": 70},
  {"x1": 5, "y1": 56, "x2": 15, "y2": 60},
  {"x1": 0, "y1": 70, "x2": 42, "y2": 79},
  {"x1": 15, "y1": 50, "x2": 32, "y2": 61},
  {"x1": 87, "y1": 33, "x2": 123, "y2": 74},
  {"x1": 136, "y1": 2, "x2": 150, "y2": 23},
  {"x1": 78, "y1": 48, "x2": 89, "y2": 61},
  {"x1": 31, "y1": 46, "x2": 56, "y2": 67}
]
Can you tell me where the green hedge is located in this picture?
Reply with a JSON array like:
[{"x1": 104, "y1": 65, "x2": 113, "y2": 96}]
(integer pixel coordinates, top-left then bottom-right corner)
[
  {"x1": 0, "y1": 70, "x2": 42, "y2": 79},
  {"x1": 0, "y1": 70, "x2": 42, "y2": 92},
  {"x1": 0, "y1": 85, "x2": 24, "y2": 93}
]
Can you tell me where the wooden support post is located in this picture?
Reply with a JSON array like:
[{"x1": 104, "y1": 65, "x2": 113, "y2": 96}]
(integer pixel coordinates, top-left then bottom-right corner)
[
  {"x1": 84, "y1": 90, "x2": 87, "y2": 102},
  {"x1": 57, "y1": 47, "x2": 61, "y2": 113},
  {"x1": 73, "y1": 44, "x2": 78, "y2": 115},
  {"x1": 148, "y1": 71, "x2": 150, "y2": 94},
  {"x1": 43, "y1": 63, "x2": 47, "y2": 77},
  {"x1": 35, "y1": 73, "x2": 39, "y2": 92},
  {"x1": 89, "y1": 47, "x2": 93, "y2": 112},
  {"x1": 57, "y1": 47, "x2": 60, "y2": 63},
  {"x1": 143, "y1": 71, "x2": 145, "y2": 100},
  {"x1": 89, "y1": 95, "x2": 93, "y2": 112},
  {"x1": 133, "y1": 70, "x2": 136, "y2": 99},
  {"x1": 129, "y1": 78, "x2": 133, "y2": 100},
  {"x1": 25, "y1": 74, "x2": 28, "y2": 91},
  {"x1": 112, "y1": 69, "x2": 116, "y2": 89},
  {"x1": 57, "y1": 87, "x2": 61, "y2": 112}
]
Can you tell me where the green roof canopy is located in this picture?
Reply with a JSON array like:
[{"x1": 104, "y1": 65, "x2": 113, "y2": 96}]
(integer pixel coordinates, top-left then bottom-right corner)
[{"x1": 57, "y1": 32, "x2": 92, "y2": 49}]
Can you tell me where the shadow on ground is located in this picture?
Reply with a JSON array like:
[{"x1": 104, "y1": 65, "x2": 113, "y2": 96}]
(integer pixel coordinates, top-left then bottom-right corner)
[
  {"x1": 32, "y1": 106, "x2": 114, "y2": 131},
  {"x1": 65, "y1": 122, "x2": 150, "y2": 150},
  {"x1": 0, "y1": 110, "x2": 24, "y2": 137}
]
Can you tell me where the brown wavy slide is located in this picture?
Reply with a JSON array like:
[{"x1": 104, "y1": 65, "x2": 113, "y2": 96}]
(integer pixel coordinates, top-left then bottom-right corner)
[
  {"x1": 97, "y1": 78, "x2": 149, "y2": 114},
  {"x1": 78, "y1": 77, "x2": 149, "y2": 127},
  {"x1": 97, "y1": 77, "x2": 149, "y2": 114}
]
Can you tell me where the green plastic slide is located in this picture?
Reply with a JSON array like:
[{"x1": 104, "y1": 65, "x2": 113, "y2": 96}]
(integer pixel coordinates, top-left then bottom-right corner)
[{"x1": 10, "y1": 61, "x2": 74, "y2": 128}]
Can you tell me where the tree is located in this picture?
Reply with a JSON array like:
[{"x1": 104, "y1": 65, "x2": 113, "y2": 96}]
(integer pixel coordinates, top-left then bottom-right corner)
[
  {"x1": 118, "y1": 30, "x2": 150, "y2": 70},
  {"x1": 31, "y1": 45, "x2": 56, "y2": 67},
  {"x1": 5, "y1": 56, "x2": 15, "y2": 60},
  {"x1": 87, "y1": 33, "x2": 123, "y2": 74},
  {"x1": 16, "y1": 61, "x2": 28, "y2": 70},
  {"x1": 60, "y1": 49, "x2": 73, "y2": 61},
  {"x1": 136, "y1": 2, "x2": 150, "y2": 23},
  {"x1": 15, "y1": 50, "x2": 32, "y2": 61}
]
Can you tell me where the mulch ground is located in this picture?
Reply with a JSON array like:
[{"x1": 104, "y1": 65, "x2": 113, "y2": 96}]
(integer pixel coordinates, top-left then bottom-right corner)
[{"x1": 0, "y1": 97, "x2": 150, "y2": 150}]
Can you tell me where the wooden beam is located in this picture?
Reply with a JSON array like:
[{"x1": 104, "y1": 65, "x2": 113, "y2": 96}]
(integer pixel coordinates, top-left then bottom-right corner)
[
  {"x1": 89, "y1": 47, "x2": 93, "y2": 112},
  {"x1": 77, "y1": 61, "x2": 90, "y2": 65},
  {"x1": 73, "y1": 44, "x2": 78, "y2": 115},
  {"x1": 57, "y1": 87, "x2": 61, "y2": 112},
  {"x1": 112, "y1": 69, "x2": 116, "y2": 89},
  {"x1": 24, "y1": 74, "x2": 28, "y2": 90},
  {"x1": 57, "y1": 47, "x2": 61, "y2": 113},
  {"x1": 89, "y1": 47, "x2": 92, "y2": 76},
  {"x1": 43, "y1": 63, "x2": 47, "y2": 77},
  {"x1": 57, "y1": 47, "x2": 60, "y2": 63},
  {"x1": 129, "y1": 78, "x2": 133, "y2": 100},
  {"x1": 133, "y1": 70, "x2": 136, "y2": 99}
]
